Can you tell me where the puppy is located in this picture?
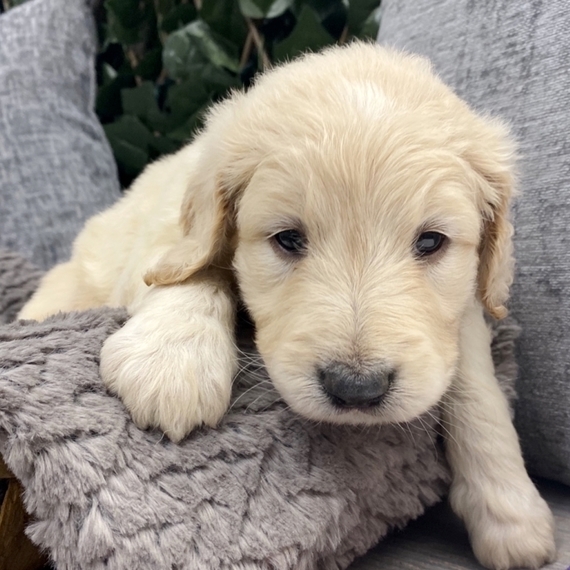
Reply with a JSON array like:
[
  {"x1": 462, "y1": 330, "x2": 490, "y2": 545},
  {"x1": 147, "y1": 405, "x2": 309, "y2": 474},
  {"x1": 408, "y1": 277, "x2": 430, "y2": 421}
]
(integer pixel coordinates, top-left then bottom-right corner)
[{"x1": 20, "y1": 43, "x2": 555, "y2": 569}]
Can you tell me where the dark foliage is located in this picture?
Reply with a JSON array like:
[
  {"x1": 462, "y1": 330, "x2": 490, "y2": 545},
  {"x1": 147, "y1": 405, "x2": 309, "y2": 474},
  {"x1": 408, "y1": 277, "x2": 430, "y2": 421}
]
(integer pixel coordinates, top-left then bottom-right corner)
[{"x1": 2, "y1": 0, "x2": 381, "y2": 187}]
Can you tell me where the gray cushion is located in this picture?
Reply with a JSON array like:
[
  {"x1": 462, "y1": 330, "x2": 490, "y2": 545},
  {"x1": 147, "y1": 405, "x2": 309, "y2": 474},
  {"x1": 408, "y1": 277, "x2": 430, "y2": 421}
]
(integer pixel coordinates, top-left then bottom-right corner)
[
  {"x1": 0, "y1": 249, "x2": 450, "y2": 570},
  {"x1": 0, "y1": 0, "x2": 120, "y2": 270},
  {"x1": 378, "y1": 0, "x2": 570, "y2": 486}
]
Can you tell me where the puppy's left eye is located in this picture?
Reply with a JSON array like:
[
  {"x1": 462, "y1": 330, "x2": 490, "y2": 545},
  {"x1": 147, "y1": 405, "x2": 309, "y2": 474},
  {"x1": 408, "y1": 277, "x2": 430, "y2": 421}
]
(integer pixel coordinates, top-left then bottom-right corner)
[
  {"x1": 272, "y1": 230, "x2": 307, "y2": 256},
  {"x1": 415, "y1": 232, "x2": 447, "y2": 257}
]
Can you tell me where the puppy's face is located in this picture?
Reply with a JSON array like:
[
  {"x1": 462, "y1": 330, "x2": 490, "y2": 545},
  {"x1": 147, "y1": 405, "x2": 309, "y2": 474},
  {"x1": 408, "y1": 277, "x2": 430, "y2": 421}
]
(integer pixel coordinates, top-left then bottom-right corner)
[
  {"x1": 233, "y1": 126, "x2": 482, "y2": 425},
  {"x1": 147, "y1": 44, "x2": 514, "y2": 426}
]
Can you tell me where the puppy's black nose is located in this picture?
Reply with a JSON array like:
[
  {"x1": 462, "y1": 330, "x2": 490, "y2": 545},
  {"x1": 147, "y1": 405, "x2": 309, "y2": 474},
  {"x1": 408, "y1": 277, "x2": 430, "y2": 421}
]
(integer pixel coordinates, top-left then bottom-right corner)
[{"x1": 318, "y1": 362, "x2": 395, "y2": 408}]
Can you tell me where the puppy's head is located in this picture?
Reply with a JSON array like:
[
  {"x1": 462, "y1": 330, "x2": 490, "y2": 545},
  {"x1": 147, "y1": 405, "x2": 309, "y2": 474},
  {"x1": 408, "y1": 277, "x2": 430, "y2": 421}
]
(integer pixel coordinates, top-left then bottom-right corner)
[{"x1": 146, "y1": 44, "x2": 515, "y2": 425}]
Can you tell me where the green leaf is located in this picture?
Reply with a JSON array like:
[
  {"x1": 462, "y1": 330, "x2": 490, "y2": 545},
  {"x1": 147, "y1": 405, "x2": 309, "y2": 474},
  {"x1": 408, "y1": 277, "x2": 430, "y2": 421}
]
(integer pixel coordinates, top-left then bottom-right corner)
[
  {"x1": 104, "y1": 0, "x2": 159, "y2": 47},
  {"x1": 103, "y1": 115, "x2": 158, "y2": 183},
  {"x1": 101, "y1": 63, "x2": 118, "y2": 87},
  {"x1": 121, "y1": 83, "x2": 176, "y2": 133},
  {"x1": 121, "y1": 82, "x2": 157, "y2": 119},
  {"x1": 347, "y1": 0, "x2": 380, "y2": 35},
  {"x1": 105, "y1": 0, "x2": 144, "y2": 29},
  {"x1": 104, "y1": 0, "x2": 145, "y2": 44},
  {"x1": 273, "y1": 5, "x2": 336, "y2": 62},
  {"x1": 135, "y1": 47, "x2": 163, "y2": 81},
  {"x1": 190, "y1": 20, "x2": 240, "y2": 72},
  {"x1": 200, "y1": 0, "x2": 248, "y2": 47},
  {"x1": 306, "y1": 0, "x2": 348, "y2": 38},
  {"x1": 165, "y1": 79, "x2": 211, "y2": 122},
  {"x1": 104, "y1": 114, "x2": 155, "y2": 148},
  {"x1": 163, "y1": 32, "x2": 207, "y2": 82},
  {"x1": 164, "y1": 20, "x2": 240, "y2": 79},
  {"x1": 108, "y1": 138, "x2": 149, "y2": 178},
  {"x1": 167, "y1": 105, "x2": 208, "y2": 142},
  {"x1": 155, "y1": 0, "x2": 176, "y2": 18},
  {"x1": 201, "y1": 64, "x2": 241, "y2": 91},
  {"x1": 105, "y1": 18, "x2": 140, "y2": 45},
  {"x1": 238, "y1": 0, "x2": 293, "y2": 19},
  {"x1": 357, "y1": 5, "x2": 381, "y2": 39},
  {"x1": 96, "y1": 72, "x2": 136, "y2": 123},
  {"x1": 149, "y1": 135, "x2": 180, "y2": 157},
  {"x1": 161, "y1": 4, "x2": 198, "y2": 34}
]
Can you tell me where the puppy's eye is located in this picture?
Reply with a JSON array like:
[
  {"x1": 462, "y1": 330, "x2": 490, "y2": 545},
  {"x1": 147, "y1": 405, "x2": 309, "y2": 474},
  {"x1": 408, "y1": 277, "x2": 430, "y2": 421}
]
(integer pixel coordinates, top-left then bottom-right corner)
[
  {"x1": 415, "y1": 232, "x2": 447, "y2": 257},
  {"x1": 272, "y1": 230, "x2": 307, "y2": 256}
]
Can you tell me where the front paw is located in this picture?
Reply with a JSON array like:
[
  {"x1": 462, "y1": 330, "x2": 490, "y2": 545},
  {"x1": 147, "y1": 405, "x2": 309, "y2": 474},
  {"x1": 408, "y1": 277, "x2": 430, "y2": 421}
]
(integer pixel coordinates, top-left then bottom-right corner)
[
  {"x1": 452, "y1": 483, "x2": 556, "y2": 570},
  {"x1": 100, "y1": 313, "x2": 236, "y2": 442}
]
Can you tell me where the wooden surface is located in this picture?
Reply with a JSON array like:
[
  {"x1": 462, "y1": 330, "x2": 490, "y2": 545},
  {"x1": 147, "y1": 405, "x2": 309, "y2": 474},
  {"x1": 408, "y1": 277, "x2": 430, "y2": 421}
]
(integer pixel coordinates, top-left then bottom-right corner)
[
  {"x1": 0, "y1": 457, "x2": 12, "y2": 479},
  {"x1": 0, "y1": 457, "x2": 46, "y2": 570},
  {"x1": 350, "y1": 479, "x2": 570, "y2": 570}
]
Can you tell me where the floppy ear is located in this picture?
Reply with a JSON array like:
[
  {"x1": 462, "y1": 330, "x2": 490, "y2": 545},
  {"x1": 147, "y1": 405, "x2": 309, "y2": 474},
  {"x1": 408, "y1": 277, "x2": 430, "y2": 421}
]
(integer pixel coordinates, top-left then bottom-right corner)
[
  {"x1": 143, "y1": 171, "x2": 236, "y2": 286},
  {"x1": 465, "y1": 120, "x2": 516, "y2": 319},
  {"x1": 143, "y1": 96, "x2": 254, "y2": 287},
  {"x1": 478, "y1": 184, "x2": 514, "y2": 319}
]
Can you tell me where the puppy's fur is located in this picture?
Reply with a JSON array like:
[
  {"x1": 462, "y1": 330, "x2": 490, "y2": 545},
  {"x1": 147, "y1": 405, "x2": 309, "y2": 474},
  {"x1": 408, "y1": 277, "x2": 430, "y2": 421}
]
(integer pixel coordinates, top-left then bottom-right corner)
[{"x1": 20, "y1": 44, "x2": 555, "y2": 569}]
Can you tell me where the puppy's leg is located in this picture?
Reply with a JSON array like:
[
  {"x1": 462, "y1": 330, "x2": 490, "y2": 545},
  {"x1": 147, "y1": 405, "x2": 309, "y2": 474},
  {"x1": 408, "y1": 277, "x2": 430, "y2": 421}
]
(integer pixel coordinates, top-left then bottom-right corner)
[
  {"x1": 18, "y1": 261, "x2": 101, "y2": 321},
  {"x1": 100, "y1": 273, "x2": 236, "y2": 442},
  {"x1": 443, "y1": 301, "x2": 555, "y2": 570}
]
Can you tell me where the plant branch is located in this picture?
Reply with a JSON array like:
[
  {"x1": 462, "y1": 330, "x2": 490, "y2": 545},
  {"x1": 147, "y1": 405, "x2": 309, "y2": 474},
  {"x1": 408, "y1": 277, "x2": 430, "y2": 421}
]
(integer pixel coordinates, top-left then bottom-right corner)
[
  {"x1": 339, "y1": 25, "x2": 349, "y2": 45},
  {"x1": 246, "y1": 18, "x2": 271, "y2": 71},
  {"x1": 239, "y1": 29, "x2": 254, "y2": 70},
  {"x1": 152, "y1": 0, "x2": 168, "y2": 46},
  {"x1": 125, "y1": 48, "x2": 142, "y2": 86}
]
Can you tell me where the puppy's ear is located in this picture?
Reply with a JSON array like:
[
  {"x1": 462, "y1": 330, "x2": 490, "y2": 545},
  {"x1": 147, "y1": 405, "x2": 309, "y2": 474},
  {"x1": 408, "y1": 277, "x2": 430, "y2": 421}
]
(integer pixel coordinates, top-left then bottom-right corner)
[
  {"x1": 143, "y1": 172, "x2": 236, "y2": 286},
  {"x1": 478, "y1": 184, "x2": 514, "y2": 319},
  {"x1": 466, "y1": 120, "x2": 516, "y2": 319},
  {"x1": 144, "y1": 96, "x2": 253, "y2": 286}
]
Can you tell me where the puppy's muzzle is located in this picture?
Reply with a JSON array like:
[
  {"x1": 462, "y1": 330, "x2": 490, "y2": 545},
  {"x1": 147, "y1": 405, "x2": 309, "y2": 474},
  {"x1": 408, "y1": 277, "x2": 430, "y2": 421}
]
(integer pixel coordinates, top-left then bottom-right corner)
[{"x1": 318, "y1": 362, "x2": 395, "y2": 409}]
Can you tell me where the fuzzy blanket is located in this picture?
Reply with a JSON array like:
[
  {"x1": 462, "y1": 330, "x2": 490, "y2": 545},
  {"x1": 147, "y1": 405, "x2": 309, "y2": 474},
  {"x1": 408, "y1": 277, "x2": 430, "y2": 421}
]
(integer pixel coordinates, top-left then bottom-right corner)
[{"x1": 0, "y1": 249, "x2": 518, "y2": 570}]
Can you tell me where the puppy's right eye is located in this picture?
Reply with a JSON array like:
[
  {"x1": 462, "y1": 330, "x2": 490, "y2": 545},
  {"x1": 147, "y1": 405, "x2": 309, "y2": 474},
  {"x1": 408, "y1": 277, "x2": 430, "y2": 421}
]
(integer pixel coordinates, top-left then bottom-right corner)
[
  {"x1": 272, "y1": 230, "x2": 307, "y2": 256},
  {"x1": 415, "y1": 231, "x2": 447, "y2": 257}
]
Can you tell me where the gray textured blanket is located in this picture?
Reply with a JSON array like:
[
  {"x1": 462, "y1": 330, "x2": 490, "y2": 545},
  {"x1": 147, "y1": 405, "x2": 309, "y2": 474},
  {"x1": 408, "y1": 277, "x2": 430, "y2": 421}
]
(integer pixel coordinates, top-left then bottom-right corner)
[{"x1": 0, "y1": 250, "x2": 517, "y2": 569}]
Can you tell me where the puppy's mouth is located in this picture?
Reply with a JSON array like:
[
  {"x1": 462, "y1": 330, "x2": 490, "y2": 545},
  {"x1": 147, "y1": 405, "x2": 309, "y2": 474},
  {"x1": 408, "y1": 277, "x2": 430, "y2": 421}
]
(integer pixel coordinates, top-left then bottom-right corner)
[
  {"x1": 324, "y1": 390, "x2": 387, "y2": 414},
  {"x1": 329, "y1": 397, "x2": 384, "y2": 410},
  {"x1": 325, "y1": 393, "x2": 391, "y2": 420},
  {"x1": 300, "y1": 392, "x2": 395, "y2": 426}
]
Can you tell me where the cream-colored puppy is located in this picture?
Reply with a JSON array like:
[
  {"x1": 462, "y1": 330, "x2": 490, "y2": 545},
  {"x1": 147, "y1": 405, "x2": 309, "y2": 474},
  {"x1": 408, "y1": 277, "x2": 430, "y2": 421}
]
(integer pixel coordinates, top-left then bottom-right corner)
[{"x1": 20, "y1": 43, "x2": 555, "y2": 569}]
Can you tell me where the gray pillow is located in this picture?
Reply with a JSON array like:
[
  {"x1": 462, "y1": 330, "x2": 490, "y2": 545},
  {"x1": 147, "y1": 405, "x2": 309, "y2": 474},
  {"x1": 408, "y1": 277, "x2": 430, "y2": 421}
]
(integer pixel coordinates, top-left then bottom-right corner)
[
  {"x1": 378, "y1": 0, "x2": 570, "y2": 485},
  {"x1": 0, "y1": 0, "x2": 120, "y2": 270}
]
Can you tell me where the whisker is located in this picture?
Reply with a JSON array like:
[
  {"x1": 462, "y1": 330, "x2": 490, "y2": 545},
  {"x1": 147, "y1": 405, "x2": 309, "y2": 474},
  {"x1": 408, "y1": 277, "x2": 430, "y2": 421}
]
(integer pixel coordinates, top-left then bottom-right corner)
[
  {"x1": 230, "y1": 381, "x2": 274, "y2": 410},
  {"x1": 415, "y1": 414, "x2": 439, "y2": 459},
  {"x1": 426, "y1": 408, "x2": 462, "y2": 448}
]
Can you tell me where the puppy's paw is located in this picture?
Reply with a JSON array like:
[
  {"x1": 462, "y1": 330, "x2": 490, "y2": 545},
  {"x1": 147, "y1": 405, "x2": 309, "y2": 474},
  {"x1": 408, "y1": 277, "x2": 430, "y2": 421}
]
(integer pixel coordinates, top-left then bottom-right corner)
[
  {"x1": 452, "y1": 483, "x2": 556, "y2": 570},
  {"x1": 471, "y1": 502, "x2": 556, "y2": 570},
  {"x1": 100, "y1": 313, "x2": 236, "y2": 441}
]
